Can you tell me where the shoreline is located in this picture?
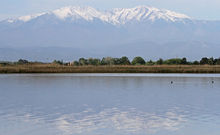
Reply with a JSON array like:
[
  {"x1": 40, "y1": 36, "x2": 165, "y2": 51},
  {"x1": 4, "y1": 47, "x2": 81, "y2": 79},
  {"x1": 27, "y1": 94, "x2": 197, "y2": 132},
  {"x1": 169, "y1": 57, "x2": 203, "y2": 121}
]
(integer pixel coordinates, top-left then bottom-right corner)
[{"x1": 0, "y1": 65, "x2": 220, "y2": 74}]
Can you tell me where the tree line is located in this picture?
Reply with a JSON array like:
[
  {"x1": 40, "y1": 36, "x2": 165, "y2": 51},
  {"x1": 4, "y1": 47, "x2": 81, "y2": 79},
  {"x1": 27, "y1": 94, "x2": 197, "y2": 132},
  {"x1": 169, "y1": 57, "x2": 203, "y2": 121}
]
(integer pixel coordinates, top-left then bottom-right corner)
[
  {"x1": 57, "y1": 56, "x2": 220, "y2": 66},
  {"x1": 1, "y1": 56, "x2": 220, "y2": 66}
]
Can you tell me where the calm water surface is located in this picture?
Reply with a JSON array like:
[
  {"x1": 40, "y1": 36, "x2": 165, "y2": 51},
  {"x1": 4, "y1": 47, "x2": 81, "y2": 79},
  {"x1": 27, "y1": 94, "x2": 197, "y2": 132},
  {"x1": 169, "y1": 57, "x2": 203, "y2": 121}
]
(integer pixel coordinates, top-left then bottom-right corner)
[{"x1": 0, "y1": 74, "x2": 220, "y2": 135}]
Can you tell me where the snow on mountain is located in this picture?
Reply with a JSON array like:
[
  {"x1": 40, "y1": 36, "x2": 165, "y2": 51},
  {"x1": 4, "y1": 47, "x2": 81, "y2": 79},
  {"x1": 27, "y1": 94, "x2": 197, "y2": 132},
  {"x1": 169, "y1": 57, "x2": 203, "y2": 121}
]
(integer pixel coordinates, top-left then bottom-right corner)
[
  {"x1": 7, "y1": 13, "x2": 46, "y2": 23},
  {"x1": 1, "y1": 6, "x2": 220, "y2": 61},
  {"x1": 18, "y1": 13, "x2": 47, "y2": 22},
  {"x1": 108, "y1": 6, "x2": 191, "y2": 24},
  {"x1": 5, "y1": 6, "x2": 191, "y2": 25},
  {"x1": 52, "y1": 6, "x2": 109, "y2": 22}
]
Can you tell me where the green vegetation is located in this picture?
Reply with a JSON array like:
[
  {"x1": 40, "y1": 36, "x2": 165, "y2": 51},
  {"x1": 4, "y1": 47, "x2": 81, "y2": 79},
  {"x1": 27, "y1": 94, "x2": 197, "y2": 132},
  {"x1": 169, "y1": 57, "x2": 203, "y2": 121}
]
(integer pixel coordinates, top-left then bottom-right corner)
[
  {"x1": 0, "y1": 57, "x2": 220, "y2": 73},
  {"x1": 69, "y1": 56, "x2": 220, "y2": 66},
  {"x1": 131, "y1": 57, "x2": 146, "y2": 65}
]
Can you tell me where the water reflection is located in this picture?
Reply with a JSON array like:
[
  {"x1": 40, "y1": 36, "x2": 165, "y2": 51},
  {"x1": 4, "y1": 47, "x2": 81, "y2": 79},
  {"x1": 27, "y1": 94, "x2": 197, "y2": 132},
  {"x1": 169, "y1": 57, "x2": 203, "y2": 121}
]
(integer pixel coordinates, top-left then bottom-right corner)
[
  {"x1": 54, "y1": 107, "x2": 187, "y2": 135},
  {"x1": 0, "y1": 74, "x2": 220, "y2": 135},
  {"x1": 0, "y1": 107, "x2": 187, "y2": 135}
]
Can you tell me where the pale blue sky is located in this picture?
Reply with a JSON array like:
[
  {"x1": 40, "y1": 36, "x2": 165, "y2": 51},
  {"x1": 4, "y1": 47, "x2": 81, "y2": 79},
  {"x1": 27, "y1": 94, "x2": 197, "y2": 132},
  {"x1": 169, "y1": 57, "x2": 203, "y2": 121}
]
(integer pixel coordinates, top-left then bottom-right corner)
[{"x1": 1, "y1": 0, "x2": 220, "y2": 20}]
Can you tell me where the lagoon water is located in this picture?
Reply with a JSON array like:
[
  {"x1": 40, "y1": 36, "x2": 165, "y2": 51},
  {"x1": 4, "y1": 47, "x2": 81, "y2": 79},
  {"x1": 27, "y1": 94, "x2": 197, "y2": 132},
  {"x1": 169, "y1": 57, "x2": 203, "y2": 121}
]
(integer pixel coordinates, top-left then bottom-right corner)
[{"x1": 0, "y1": 74, "x2": 220, "y2": 135}]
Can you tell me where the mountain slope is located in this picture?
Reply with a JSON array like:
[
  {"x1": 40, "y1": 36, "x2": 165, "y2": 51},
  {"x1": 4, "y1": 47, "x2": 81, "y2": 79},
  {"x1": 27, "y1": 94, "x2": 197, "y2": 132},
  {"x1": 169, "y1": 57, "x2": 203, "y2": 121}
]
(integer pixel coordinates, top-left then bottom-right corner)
[
  {"x1": 5, "y1": 6, "x2": 191, "y2": 25},
  {"x1": 0, "y1": 6, "x2": 219, "y2": 61}
]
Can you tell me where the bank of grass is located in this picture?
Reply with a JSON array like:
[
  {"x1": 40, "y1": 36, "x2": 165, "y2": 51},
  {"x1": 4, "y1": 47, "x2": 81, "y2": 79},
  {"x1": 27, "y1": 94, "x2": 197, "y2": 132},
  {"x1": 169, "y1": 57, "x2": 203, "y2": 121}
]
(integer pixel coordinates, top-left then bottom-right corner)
[{"x1": 0, "y1": 64, "x2": 220, "y2": 73}]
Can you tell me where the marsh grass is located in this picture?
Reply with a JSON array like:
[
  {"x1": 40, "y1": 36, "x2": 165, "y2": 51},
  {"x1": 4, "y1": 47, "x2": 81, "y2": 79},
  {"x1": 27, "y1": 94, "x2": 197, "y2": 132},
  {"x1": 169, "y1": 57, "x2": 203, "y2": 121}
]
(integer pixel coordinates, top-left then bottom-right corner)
[{"x1": 0, "y1": 64, "x2": 220, "y2": 73}]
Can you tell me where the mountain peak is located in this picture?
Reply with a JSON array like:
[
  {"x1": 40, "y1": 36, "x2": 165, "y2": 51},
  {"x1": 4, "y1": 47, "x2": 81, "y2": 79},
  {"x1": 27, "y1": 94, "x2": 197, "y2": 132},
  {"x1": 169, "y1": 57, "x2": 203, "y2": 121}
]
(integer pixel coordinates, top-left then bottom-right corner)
[
  {"x1": 5, "y1": 5, "x2": 191, "y2": 24},
  {"x1": 52, "y1": 6, "x2": 102, "y2": 20},
  {"x1": 110, "y1": 6, "x2": 191, "y2": 24}
]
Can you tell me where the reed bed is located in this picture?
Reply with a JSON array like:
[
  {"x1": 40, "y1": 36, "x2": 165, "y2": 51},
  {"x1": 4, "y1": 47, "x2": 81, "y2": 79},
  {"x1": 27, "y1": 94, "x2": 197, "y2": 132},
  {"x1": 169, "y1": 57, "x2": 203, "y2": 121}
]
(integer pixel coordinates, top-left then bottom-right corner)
[{"x1": 0, "y1": 64, "x2": 220, "y2": 73}]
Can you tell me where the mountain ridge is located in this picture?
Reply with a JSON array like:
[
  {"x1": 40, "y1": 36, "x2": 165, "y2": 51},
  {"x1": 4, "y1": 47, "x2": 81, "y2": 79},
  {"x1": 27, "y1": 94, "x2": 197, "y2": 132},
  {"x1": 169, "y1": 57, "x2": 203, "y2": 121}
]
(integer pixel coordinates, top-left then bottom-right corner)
[
  {"x1": 4, "y1": 6, "x2": 192, "y2": 25},
  {"x1": 0, "y1": 6, "x2": 220, "y2": 61}
]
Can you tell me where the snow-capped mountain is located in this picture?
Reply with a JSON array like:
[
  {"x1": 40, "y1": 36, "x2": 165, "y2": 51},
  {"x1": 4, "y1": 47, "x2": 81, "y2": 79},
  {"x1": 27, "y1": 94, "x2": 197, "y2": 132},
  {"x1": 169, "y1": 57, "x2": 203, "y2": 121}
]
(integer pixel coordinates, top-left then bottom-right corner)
[
  {"x1": 6, "y1": 6, "x2": 191, "y2": 24},
  {"x1": 109, "y1": 6, "x2": 191, "y2": 24},
  {"x1": 0, "y1": 6, "x2": 220, "y2": 61}
]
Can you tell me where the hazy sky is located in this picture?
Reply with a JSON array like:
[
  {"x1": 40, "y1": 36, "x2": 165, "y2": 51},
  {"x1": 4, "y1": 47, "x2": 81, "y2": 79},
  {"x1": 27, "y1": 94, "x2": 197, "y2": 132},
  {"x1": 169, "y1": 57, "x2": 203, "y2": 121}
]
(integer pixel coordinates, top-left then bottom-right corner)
[{"x1": 1, "y1": 0, "x2": 220, "y2": 20}]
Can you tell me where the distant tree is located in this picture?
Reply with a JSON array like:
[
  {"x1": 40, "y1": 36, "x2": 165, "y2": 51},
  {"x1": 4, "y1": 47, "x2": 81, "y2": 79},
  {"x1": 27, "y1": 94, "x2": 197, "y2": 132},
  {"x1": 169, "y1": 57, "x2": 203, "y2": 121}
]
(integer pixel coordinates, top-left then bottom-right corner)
[
  {"x1": 215, "y1": 58, "x2": 220, "y2": 65},
  {"x1": 208, "y1": 57, "x2": 214, "y2": 65},
  {"x1": 0, "y1": 61, "x2": 11, "y2": 66},
  {"x1": 120, "y1": 56, "x2": 131, "y2": 65},
  {"x1": 131, "y1": 57, "x2": 145, "y2": 65},
  {"x1": 93, "y1": 58, "x2": 101, "y2": 65},
  {"x1": 213, "y1": 59, "x2": 218, "y2": 65},
  {"x1": 112, "y1": 58, "x2": 121, "y2": 65},
  {"x1": 88, "y1": 58, "x2": 101, "y2": 66},
  {"x1": 101, "y1": 57, "x2": 115, "y2": 65},
  {"x1": 156, "y1": 58, "x2": 163, "y2": 65},
  {"x1": 88, "y1": 58, "x2": 94, "y2": 65},
  {"x1": 79, "y1": 58, "x2": 88, "y2": 66},
  {"x1": 193, "y1": 60, "x2": 200, "y2": 65},
  {"x1": 52, "y1": 60, "x2": 63, "y2": 65},
  {"x1": 164, "y1": 58, "x2": 182, "y2": 65},
  {"x1": 181, "y1": 57, "x2": 187, "y2": 65},
  {"x1": 200, "y1": 57, "x2": 209, "y2": 65},
  {"x1": 17, "y1": 59, "x2": 29, "y2": 64},
  {"x1": 101, "y1": 58, "x2": 107, "y2": 65},
  {"x1": 146, "y1": 60, "x2": 155, "y2": 65},
  {"x1": 73, "y1": 61, "x2": 79, "y2": 66}
]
